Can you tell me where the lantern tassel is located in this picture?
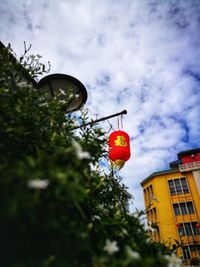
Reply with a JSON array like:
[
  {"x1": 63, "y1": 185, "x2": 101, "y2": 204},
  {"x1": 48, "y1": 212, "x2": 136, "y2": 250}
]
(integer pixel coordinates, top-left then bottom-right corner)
[{"x1": 113, "y1": 159, "x2": 125, "y2": 170}]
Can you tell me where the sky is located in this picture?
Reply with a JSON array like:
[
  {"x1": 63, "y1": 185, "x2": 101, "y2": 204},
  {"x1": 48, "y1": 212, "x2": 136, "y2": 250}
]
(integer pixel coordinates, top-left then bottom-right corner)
[{"x1": 1, "y1": 0, "x2": 200, "y2": 211}]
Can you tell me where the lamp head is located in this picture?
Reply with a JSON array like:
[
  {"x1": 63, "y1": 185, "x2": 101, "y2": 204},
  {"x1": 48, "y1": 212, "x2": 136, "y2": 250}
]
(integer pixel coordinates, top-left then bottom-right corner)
[{"x1": 37, "y1": 73, "x2": 87, "y2": 113}]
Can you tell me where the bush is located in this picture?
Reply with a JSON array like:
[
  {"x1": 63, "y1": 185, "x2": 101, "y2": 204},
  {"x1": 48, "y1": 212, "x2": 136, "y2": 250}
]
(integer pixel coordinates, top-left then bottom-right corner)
[
  {"x1": 191, "y1": 257, "x2": 200, "y2": 266},
  {"x1": 0, "y1": 43, "x2": 179, "y2": 267}
]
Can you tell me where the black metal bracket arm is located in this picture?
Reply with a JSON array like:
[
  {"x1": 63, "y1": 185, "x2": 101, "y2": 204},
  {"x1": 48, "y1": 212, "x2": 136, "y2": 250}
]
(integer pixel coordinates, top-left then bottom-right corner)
[{"x1": 72, "y1": 110, "x2": 127, "y2": 130}]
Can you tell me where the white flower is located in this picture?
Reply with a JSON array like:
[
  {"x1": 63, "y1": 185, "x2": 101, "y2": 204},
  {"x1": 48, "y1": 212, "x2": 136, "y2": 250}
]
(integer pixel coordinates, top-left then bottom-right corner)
[
  {"x1": 75, "y1": 94, "x2": 79, "y2": 99},
  {"x1": 97, "y1": 204, "x2": 108, "y2": 215},
  {"x1": 146, "y1": 237, "x2": 151, "y2": 243},
  {"x1": 68, "y1": 93, "x2": 74, "y2": 98},
  {"x1": 72, "y1": 121, "x2": 79, "y2": 127},
  {"x1": 121, "y1": 228, "x2": 128, "y2": 236},
  {"x1": 16, "y1": 81, "x2": 29, "y2": 87},
  {"x1": 133, "y1": 211, "x2": 140, "y2": 218},
  {"x1": 146, "y1": 226, "x2": 156, "y2": 233},
  {"x1": 39, "y1": 102, "x2": 49, "y2": 107},
  {"x1": 92, "y1": 215, "x2": 101, "y2": 221},
  {"x1": 58, "y1": 99, "x2": 67, "y2": 104},
  {"x1": 98, "y1": 204, "x2": 104, "y2": 210},
  {"x1": 58, "y1": 88, "x2": 66, "y2": 96},
  {"x1": 72, "y1": 139, "x2": 91, "y2": 160},
  {"x1": 103, "y1": 239, "x2": 119, "y2": 255},
  {"x1": 126, "y1": 246, "x2": 140, "y2": 260},
  {"x1": 27, "y1": 179, "x2": 49, "y2": 189},
  {"x1": 164, "y1": 254, "x2": 182, "y2": 267}
]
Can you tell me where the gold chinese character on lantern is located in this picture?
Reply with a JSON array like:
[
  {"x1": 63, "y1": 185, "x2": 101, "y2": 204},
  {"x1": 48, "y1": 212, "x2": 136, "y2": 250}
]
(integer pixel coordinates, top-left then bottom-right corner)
[{"x1": 114, "y1": 136, "x2": 127, "y2": 147}]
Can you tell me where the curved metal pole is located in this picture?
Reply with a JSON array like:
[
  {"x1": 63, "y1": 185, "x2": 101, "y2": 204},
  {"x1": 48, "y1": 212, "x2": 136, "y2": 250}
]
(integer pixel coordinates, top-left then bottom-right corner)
[{"x1": 72, "y1": 110, "x2": 127, "y2": 130}]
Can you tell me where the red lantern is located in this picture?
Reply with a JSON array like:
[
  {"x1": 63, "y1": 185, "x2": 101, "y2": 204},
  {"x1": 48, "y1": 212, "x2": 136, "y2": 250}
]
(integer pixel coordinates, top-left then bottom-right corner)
[
  {"x1": 176, "y1": 223, "x2": 180, "y2": 228},
  {"x1": 109, "y1": 130, "x2": 131, "y2": 169}
]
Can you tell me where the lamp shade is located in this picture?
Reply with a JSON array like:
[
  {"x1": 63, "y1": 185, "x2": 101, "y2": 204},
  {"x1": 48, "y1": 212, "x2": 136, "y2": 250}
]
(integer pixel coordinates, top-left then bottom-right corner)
[
  {"x1": 109, "y1": 130, "x2": 131, "y2": 169},
  {"x1": 37, "y1": 73, "x2": 87, "y2": 113}
]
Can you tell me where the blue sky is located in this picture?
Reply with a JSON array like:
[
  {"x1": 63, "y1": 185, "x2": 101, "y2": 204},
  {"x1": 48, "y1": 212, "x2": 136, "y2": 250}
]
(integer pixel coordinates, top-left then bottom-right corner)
[{"x1": 1, "y1": 0, "x2": 200, "y2": 211}]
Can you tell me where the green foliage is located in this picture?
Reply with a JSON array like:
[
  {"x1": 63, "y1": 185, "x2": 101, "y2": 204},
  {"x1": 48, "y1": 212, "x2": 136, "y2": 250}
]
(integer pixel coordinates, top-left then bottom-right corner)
[
  {"x1": 191, "y1": 257, "x2": 200, "y2": 266},
  {"x1": 0, "y1": 43, "x2": 176, "y2": 267}
]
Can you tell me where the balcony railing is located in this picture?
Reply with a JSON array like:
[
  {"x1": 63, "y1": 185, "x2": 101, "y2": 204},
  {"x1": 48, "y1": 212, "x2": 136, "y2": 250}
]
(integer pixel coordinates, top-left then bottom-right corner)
[{"x1": 179, "y1": 161, "x2": 200, "y2": 172}]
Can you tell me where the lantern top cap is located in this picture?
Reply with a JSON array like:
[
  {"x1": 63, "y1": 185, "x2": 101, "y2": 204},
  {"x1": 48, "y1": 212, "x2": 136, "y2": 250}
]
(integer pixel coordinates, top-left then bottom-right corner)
[{"x1": 110, "y1": 130, "x2": 130, "y2": 135}]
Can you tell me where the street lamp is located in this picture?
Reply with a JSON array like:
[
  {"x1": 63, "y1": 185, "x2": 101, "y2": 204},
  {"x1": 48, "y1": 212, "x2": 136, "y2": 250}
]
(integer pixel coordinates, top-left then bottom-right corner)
[
  {"x1": 1, "y1": 41, "x2": 127, "y2": 127},
  {"x1": 37, "y1": 73, "x2": 128, "y2": 128},
  {"x1": 37, "y1": 73, "x2": 88, "y2": 113}
]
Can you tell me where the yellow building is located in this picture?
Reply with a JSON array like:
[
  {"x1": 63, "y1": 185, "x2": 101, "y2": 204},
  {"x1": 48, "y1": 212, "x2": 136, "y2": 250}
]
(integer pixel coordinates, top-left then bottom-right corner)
[{"x1": 141, "y1": 148, "x2": 200, "y2": 265}]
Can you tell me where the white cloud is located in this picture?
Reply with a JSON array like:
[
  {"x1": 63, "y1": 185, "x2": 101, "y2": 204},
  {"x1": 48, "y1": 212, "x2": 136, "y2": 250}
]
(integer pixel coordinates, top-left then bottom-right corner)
[{"x1": 1, "y1": 0, "x2": 200, "y2": 211}]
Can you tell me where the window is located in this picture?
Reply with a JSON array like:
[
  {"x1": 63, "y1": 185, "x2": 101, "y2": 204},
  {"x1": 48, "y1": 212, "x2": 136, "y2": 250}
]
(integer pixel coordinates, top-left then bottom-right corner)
[
  {"x1": 181, "y1": 178, "x2": 189, "y2": 193},
  {"x1": 175, "y1": 179, "x2": 182, "y2": 194},
  {"x1": 168, "y1": 177, "x2": 189, "y2": 195},
  {"x1": 152, "y1": 208, "x2": 157, "y2": 222},
  {"x1": 173, "y1": 203, "x2": 180, "y2": 215},
  {"x1": 144, "y1": 184, "x2": 155, "y2": 204},
  {"x1": 147, "y1": 211, "x2": 150, "y2": 221},
  {"x1": 190, "y1": 244, "x2": 200, "y2": 251},
  {"x1": 156, "y1": 226, "x2": 161, "y2": 242},
  {"x1": 147, "y1": 207, "x2": 157, "y2": 223},
  {"x1": 187, "y1": 202, "x2": 195, "y2": 214},
  {"x1": 149, "y1": 185, "x2": 154, "y2": 200},
  {"x1": 178, "y1": 222, "x2": 199, "y2": 236},
  {"x1": 168, "y1": 180, "x2": 176, "y2": 195},
  {"x1": 182, "y1": 245, "x2": 200, "y2": 261},
  {"x1": 182, "y1": 245, "x2": 191, "y2": 260},
  {"x1": 143, "y1": 189, "x2": 147, "y2": 203},
  {"x1": 173, "y1": 202, "x2": 194, "y2": 215},
  {"x1": 150, "y1": 209, "x2": 153, "y2": 222}
]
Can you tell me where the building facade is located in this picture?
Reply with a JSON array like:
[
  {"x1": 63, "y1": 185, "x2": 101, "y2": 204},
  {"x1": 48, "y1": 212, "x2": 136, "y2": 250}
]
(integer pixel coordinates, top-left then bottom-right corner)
[{"x1": 141, "y1": 148, "x2": 200, "y2": 265}]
